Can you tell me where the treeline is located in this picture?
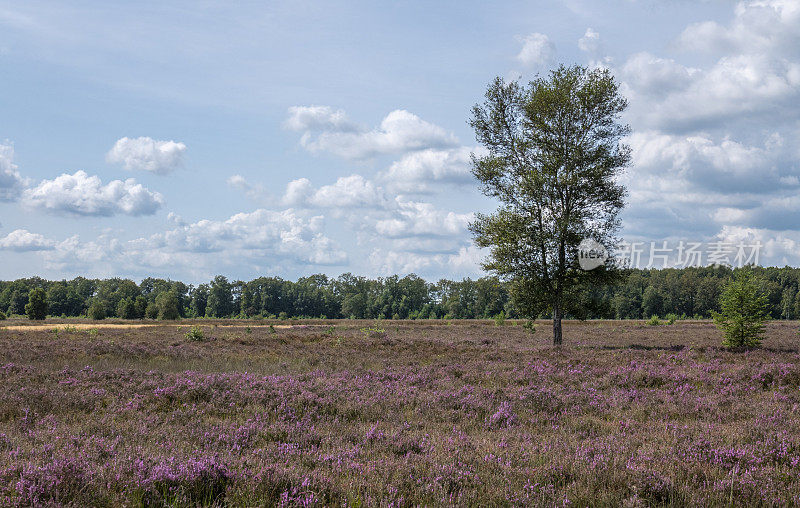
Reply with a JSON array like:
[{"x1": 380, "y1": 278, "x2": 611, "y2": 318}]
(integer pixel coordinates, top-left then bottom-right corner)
[{"x1": 2, "y1": 266, "x2": 800, "y2": 320}]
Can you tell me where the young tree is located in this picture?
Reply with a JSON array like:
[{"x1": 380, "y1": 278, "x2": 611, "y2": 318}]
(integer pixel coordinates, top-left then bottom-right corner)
[
  {"x1": 470, "y1": 65, "x2": 629, "y2": 345},
  {"x1": 25, "y1": 287, "x2": 48, "y2": 320},
  {"x1": 713, "y1": 269, "x2": 770, "y2": 348}
]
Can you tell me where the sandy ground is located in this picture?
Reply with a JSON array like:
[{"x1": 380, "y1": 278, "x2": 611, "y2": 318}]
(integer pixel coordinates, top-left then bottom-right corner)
[{"x1": 0, "y1": 323, "x2": 299, "y2": 331}]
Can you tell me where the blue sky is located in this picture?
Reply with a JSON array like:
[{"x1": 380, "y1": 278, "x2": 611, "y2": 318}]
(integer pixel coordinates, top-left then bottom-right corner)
[{"x1": 1, "y1": 0, "x2": 799, "y2": 283}]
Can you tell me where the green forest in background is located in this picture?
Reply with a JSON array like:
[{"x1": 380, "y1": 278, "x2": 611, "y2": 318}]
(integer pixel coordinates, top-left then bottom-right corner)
[{"x1": 3, "y1": 266, "x2": 800, "y2": 321}]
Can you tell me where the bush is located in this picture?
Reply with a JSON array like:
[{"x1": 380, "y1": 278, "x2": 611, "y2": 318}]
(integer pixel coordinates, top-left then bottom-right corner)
[
  {"x1": 647, "y1": 315, "x2": 661, "y2": 326},
  {"x1": 25, "y1": 288, "x2": 48, "y2": 320},
  {"x1": 665, "y1": 313, "x2": 678, "y2": 325},
  {"x1": 713, "y1": 269, "x2": 770, "y2": 349},
  {"x1": 523, "y1": 320, "x2": 536, "y2": 334},
  {"x1": 493, "y1": 311, "x2": 506, "y2": 326},
  {"x1": 0, "y1": 310, "x2": 6, "y2": 320},
  {"x1": 185, "y1": 326, "x2": 205, "y2": 341},
  {"x1": 88, "y1": 301, "x2": 106, "y2": 320}
]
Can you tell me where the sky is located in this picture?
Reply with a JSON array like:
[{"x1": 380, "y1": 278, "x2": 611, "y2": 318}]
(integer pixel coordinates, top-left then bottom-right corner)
[{"x1": 1, "y1": 0, "x2": 799, "y2": 283}]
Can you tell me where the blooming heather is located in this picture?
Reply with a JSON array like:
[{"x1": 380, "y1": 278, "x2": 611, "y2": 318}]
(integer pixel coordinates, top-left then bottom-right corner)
[{"x1": 0, "y1": 320, "x2": 799, "y2": 505}]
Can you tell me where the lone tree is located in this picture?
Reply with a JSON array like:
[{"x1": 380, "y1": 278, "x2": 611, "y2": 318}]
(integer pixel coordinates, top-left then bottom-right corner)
[
  {"x1": 713, "y1": 269, "x2": 770, "y2": 348},
  {"x1": 25, "y1": 288, "x2": 48, "y2": 320},
  {"x1": 469, "y1": 65, "x2": 629, "y2": 345}
]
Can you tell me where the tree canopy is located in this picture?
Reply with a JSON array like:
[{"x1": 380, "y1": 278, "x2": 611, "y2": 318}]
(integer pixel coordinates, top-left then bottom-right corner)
[{"x1": 470, "y1": 65, "x2": 630, "y2": 345}]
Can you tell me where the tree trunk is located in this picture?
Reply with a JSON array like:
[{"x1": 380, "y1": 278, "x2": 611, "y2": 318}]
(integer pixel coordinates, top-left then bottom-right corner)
[{"x1": 552, "y1": 301, "x2": 563, "y2": 346}]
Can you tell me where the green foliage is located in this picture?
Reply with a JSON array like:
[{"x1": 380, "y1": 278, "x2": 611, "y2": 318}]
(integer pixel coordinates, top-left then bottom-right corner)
[
  {"x1": 206, "y1": 275, "x2": 234, "y2": 318},
  {"x1": 713, "y1": 270, "x2": 770, "y2": 349},
  {"x1": 185, "y1": 325, "x2": 205, "y2": 341},
  {"x1": 25, "y1": 287, "x2": 48, "y2": 320},
  {"x1": 3, "y1": 266, "x2": 800, "y2": 323},
  {"x1": 0, "y1": 310, "x2": 5, "y2": 320},
  {"x1": 156, "y1": 291, "x2": 180, "y2": 320},
  {"x1": 116, "y1": 297, "x2": 137, "y2": 320},
  {"x1": 493, "y1": 311, "x2": 506, "y2": 326},
  {"x1": 134, "y1": 296, "x2": 148, "y2": 319},
  {"x1": 145, "y1": 302, "x2": 159, "y2": 320},
  {"x1": 469, "y1": 65, "x2": 629, "y2": 345},
  {"x1": 665, "y1": 313, "x2": 678, "y2": 325},
  {"x1": 7, "y1": 289, "x2": 26, "y2": 315},
  {"x1": 522, "y1": 320, "x2": 536, "y2": 334},
  {"x1": 88, "y1": 300, "x2": 106, "y2": 320},
  {"x1": 647, "y1": 315, "x2": 661, "y2": 326}
]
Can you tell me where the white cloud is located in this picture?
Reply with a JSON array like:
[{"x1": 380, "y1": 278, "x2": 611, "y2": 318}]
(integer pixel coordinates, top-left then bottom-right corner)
[
  {"x1": 226, "y1": 174, "x2": 248, "y2": 189},
  {"x1": 40, "y1": 207, "x2": 348, "y2": 277},
  {"x1": 676, "y1": 0, "x2": 800, "y2": 57},
  {"x1": 381, "y1": 147, "x2": 479, "y2": 193},
  {"x1": 286, "y1": 107, "x2": 459, "y2": 160},
  {"x1": 613, "y1": 0, "x2": 800, "y2": 253},
  {"x1": 0, "y1": 229, "x2": 55, "y2": 251},
  {"x1": 283, "y1": 174, "x2": 387, "y2": 209},
  {"x1": 367, "y1": 244, "x2": 483, "y2": 277},
  {"x1": 375, "y1": 200, "x2": 473, "y2": 239},
  {"x1": 621, "y1": 1, "x2": 800, "y2": 133},
  {"x1": 578, "y1": 28, "x2": 601, "y2": 54},
  {"x1": 106, "y1": 136, "x2": 187, "y2": 174},
  {"x1": 22, "y1": 170, "x2": 164, "y2": 216},
  {"x1": 515, "y1": 33, "x2": 555, "y2": 67},
  {"x1": 0, "y1": 142, "x2": 27, "y2": 202},
  {"x1": 284, "y1": 105, "x2": 357, "y2": 132}
]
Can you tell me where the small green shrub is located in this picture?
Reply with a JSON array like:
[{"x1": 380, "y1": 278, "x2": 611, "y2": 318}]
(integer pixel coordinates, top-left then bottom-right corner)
[
  {"x1": 647, "y1": 315, "x2": 661, "y2": 326},
  {"x1": 185, "y1": 326, "x2": 205, "y2": 341},
  {"x1": 0, "y1": 310, "x2": 6, "y2": 320},
  {"x1": 713, "y1": 269, "x2": 770, "y2": 349},
  {"x1": 522, "y1": 320, "x2": 536, "y2": 334},
  {"x1": 493, "y1": 311, "x2": 506, "y2": 326},
  {"x1": 665, "y1": 313, "x2": 678, "y2": 325}
]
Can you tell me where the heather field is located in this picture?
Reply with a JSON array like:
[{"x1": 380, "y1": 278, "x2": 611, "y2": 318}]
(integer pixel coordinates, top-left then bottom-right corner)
[{"x1": 1, "y1": 320, "x2": 800, "y2": 507}]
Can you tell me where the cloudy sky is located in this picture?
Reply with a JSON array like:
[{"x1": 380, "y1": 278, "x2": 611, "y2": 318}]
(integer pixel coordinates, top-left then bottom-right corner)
[{"x1": 1, "y1": 0, "x2": 798, "y2": 283}]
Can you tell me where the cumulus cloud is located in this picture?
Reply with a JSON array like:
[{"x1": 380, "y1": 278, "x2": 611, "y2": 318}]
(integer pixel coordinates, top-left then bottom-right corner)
[
  {"x1": 578, "y1": 28, "x2": 601, "y2": 54},
  {"x1": 284, "y1": 106, "x2": 357, "y2": 132},
  {"x1": 0, "y1": 229, "x2": 55, "y2": 251},
  {"x1": 285, "y1": 107, "x2": 459, "y2": 160},
  {"x1": 611, "y1": 0, "x2": 800, "y2": 261},
  {"x1": 516, "y1": 33, "x2": 555, "y2": 67},
  {"x1": 106, "y1": 136, "x2": 187, "y2": 174},
  {"x1": 38, "y1": 207, "x2": 348, "y2": 277},
  {"x1": 283, "y1": 174, "x2": 387, "y2": 208},
  {"x1": 367, "y1": 244, "x2": 483, "y2": 277},
  {"x1": 152, "y1": 208, "x2": 347, "y2": 264},
  {"x1": 381, "y1": 147, "x2": 480, "y2": 193},
  {"x1": 375, "y1": 201, "x2": 473, "y2": 239},
  {"x1": 621, "y1": 1, "x2": 800, "y2": 133},
  {"x1": 0, "y1": 142, "x2": 27, "y2": 202},
  {"x1": 22, "y1": 170, "x2": 164, "y2": 216}
]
